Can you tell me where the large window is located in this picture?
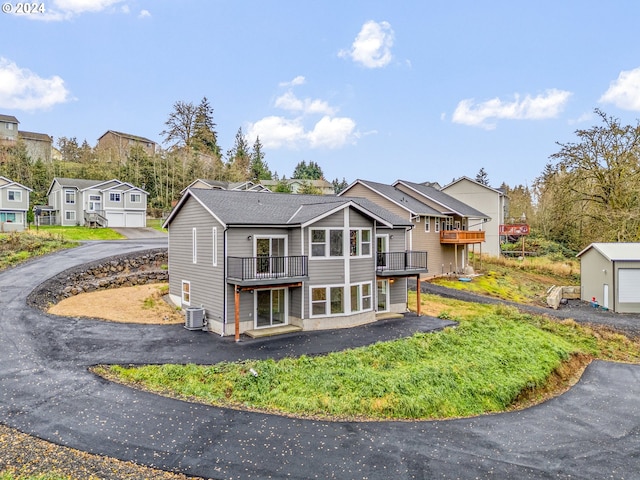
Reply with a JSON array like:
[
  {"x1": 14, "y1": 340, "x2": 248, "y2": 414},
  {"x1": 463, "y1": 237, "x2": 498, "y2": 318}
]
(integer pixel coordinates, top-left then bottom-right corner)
[
  {"x1": 7, "y1": 190, "x2": 21, "y2": 202},
  {"x1": 0, "y1": 212, "x2": 16, "y2": 222},
  {"x1": 310, "y1": 229, "x2": 343, "y2": 257},
  {"x1": 109, "y1": 192, "x2": 121, "y2": 202},
  {"x1": 311, "y1": 286, "x2": 345, "y2": 316},
  {"x1": 88, "y1": 194, "x2": 101, "y2": 211},
  {"x1": 65, "y1": 190, "x2": 75, "y2": 204},
  {"x1": 350, "y1": 229, "x2": 371, "y2": 256},
  {"x1": 350, "y1": 282, "x2": 373, "y2": 312},
  {"x1": 130, "y1": 193, "x2": 141, "y2": 202}
]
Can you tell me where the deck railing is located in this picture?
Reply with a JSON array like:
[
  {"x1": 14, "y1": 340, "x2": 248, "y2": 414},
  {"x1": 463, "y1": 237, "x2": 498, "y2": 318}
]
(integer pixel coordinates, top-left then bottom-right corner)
[
  {"x1": 376, "y1": 251, "x2": 428, "y2": 273},
  {"x1": 227, "y1": 255, "x2": 308, "y2": 282},
  {"x1": 439, "y1": 230, "x2": 485, "y2": 244}
]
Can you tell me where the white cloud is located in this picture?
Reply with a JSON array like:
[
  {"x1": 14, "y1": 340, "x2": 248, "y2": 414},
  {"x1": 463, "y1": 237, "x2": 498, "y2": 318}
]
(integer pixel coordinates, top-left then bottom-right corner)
[
  {"x1": 339, "y1": 20, "x2": 394, "y2": 68},
  {"x1": 274, "y1": 91, "x2": 336, "y2": 116},
  {"x1": 452, "y1": 89, "x2": 572, "y2": 129},
  {"x1": 0, "y1": 58, "x2": 72, "y2": 110},
  {"x1": 306, "y1": 116, "x2": 357, "y2": 148},
  {"x1": 246, "y1": 116, "x2": 306, "y2": 149},
  {"x1": 599, "y1": 67, "x2": 640, "y2": 111},
  {"x1": 279, "y1": 76, "x2": 306, "y2": 87},
  {"x1": 138, "y1": 9, "x2": 151, "y2": 18}
]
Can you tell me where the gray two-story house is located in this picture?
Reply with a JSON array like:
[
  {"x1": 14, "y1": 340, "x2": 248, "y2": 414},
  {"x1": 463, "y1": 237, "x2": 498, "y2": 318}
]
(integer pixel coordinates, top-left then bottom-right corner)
[
  {"x1": 46, "y1": 178, "x2": 148, "y2": 227},
  {"x1": 0, "y1": 176, "x2": 32, "y2": 232},
  {"x1": 163, "y1": 189, "x2": 428, "y2": 340}
]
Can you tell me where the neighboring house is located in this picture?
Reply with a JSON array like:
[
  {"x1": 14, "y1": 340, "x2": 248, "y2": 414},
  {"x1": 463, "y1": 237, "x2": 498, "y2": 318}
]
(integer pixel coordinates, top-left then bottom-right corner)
[
  {"x1": 260, "y1": 178, "x2": 335, "y2": 195},
  {"x1": 339, "y1": 179, "x2": 490, "y2": 276},
  {"x1": 577, "y1": 243, "x2": 640, "y2": 314},
  {"x1": 181, "y1": 179, "x2": 270, "y2": 195},
  {"x1": 19, "y1": 131, "x2": 53, "y2": 162},
  {"x1": 0, "y1": 176, "x2": 32, "y2": 232},
  {"x1": 46, "y1": 178, "x2": 148, "y2": 228},
  {"x1": 163, "y1": 189, "x2": 428, "y2": 340},
  {"x1": 0, "y1": 114, "x2": 54, "y2": 161},
  {"x1": 0, "y1": 115, "x2": 19, "y2": 145},
  {"x1": 440, "y1": 176, "x2": 508, "y2": 257},
  {"x1": 97, "y1": 130, "x2": 157, "y2": 161}
]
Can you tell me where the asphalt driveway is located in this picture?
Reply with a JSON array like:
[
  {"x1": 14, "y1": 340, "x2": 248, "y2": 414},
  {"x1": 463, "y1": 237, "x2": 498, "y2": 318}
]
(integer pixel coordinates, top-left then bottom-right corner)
[{"x1": 2, "y1": 240, "x2": 640, "y2": 479}]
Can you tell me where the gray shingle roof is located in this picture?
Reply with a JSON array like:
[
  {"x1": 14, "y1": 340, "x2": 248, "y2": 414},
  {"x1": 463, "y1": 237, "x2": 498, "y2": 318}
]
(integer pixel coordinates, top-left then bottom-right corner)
[
  {"x1": 351, "y1": 179, "x2": 444, "y2": 216},
  {"x1": 173, "y1": 188, "x2": 412, "y2": 227},
  {"x1": 0, "y1": 114, "x2": 18, "y2": 124},
  {"x1": 395, "y1": 180, "x2": 490, "y2": 218}
]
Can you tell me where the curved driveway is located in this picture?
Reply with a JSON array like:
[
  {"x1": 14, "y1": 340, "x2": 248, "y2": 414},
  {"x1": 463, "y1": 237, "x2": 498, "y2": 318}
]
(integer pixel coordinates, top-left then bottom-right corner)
[{"x1": 2, "y1": 240, "x2": 640, "y2": 479}]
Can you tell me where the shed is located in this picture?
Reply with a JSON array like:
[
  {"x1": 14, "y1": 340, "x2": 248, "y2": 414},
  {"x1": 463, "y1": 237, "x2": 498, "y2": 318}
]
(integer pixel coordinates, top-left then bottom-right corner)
[{"x1": 577, "y1": 243, "x2": 640, "y2": 313}]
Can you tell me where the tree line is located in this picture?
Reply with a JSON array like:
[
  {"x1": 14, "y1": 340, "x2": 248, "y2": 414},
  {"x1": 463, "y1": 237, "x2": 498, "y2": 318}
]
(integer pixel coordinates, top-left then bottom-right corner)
[
  {"x1": 0, "y1": 97, "x2": 347, "y2": 214},
  {"x1": 1, "y1": 100, "x2": 636, "y2": 253}
]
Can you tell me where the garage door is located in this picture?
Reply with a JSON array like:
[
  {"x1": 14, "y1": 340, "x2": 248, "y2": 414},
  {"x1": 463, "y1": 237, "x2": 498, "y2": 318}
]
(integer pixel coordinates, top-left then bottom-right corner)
[
  {"x1": 619, "y1": 269, "x2": 640, "y2": 303},
  {"x1": 106, "y1": 212, "x2": 125, "y2": 227},
  {"x1": 125, "y1": 212, "x2": 145, "y2": 227}
]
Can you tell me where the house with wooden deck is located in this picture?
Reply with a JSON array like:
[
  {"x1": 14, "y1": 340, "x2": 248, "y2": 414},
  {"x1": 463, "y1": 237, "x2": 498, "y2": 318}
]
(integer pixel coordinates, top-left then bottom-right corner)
[
  {"x1": 163, "y1": 188, "x2": 428, "y2": 339},
  {"x1": 46, "y1": 178, "x2": 148, "y2": 227},
  {"x1": 441, "y1": 176, "x2": 507, "y2": 257},
  {"x1": 339, "y1": 179, "x2": 490, "y2": 276}
]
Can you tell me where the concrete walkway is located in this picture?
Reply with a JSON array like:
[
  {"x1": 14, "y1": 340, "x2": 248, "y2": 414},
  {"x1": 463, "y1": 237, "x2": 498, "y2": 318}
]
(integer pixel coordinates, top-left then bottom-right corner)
[{"x1": 2, "y1": 240, "x2": 640, "y2": 479}]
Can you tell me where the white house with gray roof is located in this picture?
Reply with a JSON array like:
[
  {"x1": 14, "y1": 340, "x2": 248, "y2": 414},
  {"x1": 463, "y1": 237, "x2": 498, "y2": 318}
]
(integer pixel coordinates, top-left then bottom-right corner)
[
  {"x1": 0, "y1": 176, "x2": 32, "y2": 232},
  {"x1": 46, "y1": 178, "x2": 148, "y2": 227},
  {"x1": 163, "y1": 188, "x2": 429, "y2": 339}
]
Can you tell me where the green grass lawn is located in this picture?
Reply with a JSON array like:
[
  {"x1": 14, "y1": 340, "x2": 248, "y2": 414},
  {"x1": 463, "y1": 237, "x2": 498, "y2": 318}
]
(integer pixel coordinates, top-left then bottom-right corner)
[
  {"x1": 97, "y1": 298, "x2": 640, "y2": 421},
  {"x1": 146, "y1": 218, "x2": 167, "y2": 232},
  {"x1": 33, "y1": 225, "x2": 126, "y2": 241}
]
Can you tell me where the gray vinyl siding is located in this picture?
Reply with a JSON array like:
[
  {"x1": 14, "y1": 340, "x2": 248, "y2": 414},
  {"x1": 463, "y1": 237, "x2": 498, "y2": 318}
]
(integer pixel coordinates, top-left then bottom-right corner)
[
  {"x1": 389, "y1": 277, "x2": 408, "y2": 305},
  {"x1": 168, "y1": 197, "x2": 225, "y2": 322},
  {"x1": 124, "y1": 190, "x2": 147, "y2": 209},
  {"x1": 342, "y1": 183, "x2": 410, "y2": 219}
]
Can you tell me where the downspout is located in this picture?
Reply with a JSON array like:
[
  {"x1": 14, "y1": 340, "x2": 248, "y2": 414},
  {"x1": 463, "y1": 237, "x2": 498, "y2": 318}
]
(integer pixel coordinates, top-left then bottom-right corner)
[
  {"x1": 222, "y1": 226, "x2": 228, "y2": 336},
  {"x1": 301, "y1": 225, "x2": 305, "y2": 321}
]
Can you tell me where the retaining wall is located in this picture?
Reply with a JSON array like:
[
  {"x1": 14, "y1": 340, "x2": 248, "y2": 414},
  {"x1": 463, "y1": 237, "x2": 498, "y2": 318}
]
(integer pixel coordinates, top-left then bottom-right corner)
[{"x1": 27, "y1": 249, "x2": 168, "y2": 311}]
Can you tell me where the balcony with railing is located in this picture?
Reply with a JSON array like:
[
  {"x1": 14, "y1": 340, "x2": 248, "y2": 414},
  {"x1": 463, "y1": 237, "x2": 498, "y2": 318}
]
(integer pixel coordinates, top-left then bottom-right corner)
[
  {"x1": 227, "y1": 255, "x2": 309, "y2": 286},
  {"x1": 439, "y1": 230, "x2": 485, "y2": 244},
  {"x1": 376, "y1": 251, "x2": 428, "y2": 276}
]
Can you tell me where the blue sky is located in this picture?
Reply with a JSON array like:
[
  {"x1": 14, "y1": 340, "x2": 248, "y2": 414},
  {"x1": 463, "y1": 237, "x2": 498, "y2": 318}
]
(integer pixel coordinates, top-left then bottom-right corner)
[{"x1": 2, "y1": 1, "x2": 640, "y2": 188}]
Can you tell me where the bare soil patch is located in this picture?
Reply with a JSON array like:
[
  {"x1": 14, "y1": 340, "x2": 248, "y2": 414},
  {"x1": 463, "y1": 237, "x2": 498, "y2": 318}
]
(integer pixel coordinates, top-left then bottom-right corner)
[{"x1": 48, "y1": 283, "x2": 183, "y2": 324}]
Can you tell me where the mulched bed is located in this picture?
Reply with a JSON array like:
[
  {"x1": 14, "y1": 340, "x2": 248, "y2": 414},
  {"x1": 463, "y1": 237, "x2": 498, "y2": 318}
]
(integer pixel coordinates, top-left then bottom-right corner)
[{"x1": 0, "y1": 423, "x2": 206, "y2": 480}]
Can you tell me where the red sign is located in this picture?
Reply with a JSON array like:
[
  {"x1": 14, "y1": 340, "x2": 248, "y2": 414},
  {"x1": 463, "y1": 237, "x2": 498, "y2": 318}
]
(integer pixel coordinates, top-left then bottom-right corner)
[{"x1": 499, "y1": 224, "x2": 530, "y2": 236}]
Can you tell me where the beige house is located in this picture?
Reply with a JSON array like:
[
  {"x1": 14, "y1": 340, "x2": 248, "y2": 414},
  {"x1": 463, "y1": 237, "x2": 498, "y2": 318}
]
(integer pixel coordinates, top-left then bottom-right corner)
[
  {"x1": 97, "y1": 130, "x2": 157, "y2": 161},
  {"x1": 339, "y1": 179, "x2": 489, "y2": 276},
  {"x1": 577, "y1": 243, "x2": 640, "y2": 314},
  {"x1": 0, "y1": 115, "x2": 52, "y2": 161},
  {"x1": 441, "y1": 176, "x2": 507, "y2": 257}
]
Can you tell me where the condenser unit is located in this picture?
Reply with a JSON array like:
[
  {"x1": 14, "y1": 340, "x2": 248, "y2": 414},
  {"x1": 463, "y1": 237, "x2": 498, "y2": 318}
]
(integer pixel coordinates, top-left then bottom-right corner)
[{"x1": 185, "y1": 307, "x2": 205, "y2": 330}]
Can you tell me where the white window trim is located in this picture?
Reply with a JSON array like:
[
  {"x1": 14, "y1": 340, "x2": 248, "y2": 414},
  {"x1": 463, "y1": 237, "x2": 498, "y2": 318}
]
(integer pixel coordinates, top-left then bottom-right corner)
[
  {"x1": 7, "y1": 190, "x2": 21, "y2": 202},
  {"x1": 350, "y1": 281, "x2": 373, "y2": 313},
  {"x1": 181, "y1": 280, "x2": 191, "y2": 306},
  {"x1": 309, "y1": 284, "x2": 347, "y2": 317},
  {"x1": 349, "y1": 228, "x2": 372, "y2": 257},
  {"x1": 65, "y1": 210, "x2": 76, "y2": 221},
  {"x1": 435, "y1": 220, "x2": 440, "y2": 233},
  {"x1": 109, "y1": 192, "x2": 122, "y2": 202},
  {"x1": 309, "y1": 228, "x2": 345, "y2": 259},
  {"x1": 130, "y1": 193, "x2": 141, "y2": 203},
  {"x1": 192, "y1": 228, "x2": 197, "y2": 264},
  {"x1": 425, "y1": 216, "x2": 430, "y2": 233},
  {"x1": 65, "y1": 189, "x2": 76, "y2": 204},
  {"x1": 212, "y1": 227, "x2": 218, "y2": 266}
]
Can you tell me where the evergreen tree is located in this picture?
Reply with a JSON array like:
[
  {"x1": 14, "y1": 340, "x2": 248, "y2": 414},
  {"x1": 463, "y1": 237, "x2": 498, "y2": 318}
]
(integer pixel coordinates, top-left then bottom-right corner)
[
  {"x1": 249, "y1": 136, "x2": 272, "y2": 181},
  {"x1": 192, "y1": 97, "x2": 220, "y2": 158},
  {"x1": 475, "y1": 167, "x2": 490, "y2": 186},
  {"x1": 332, "y1": 177, "x2": 349, "y2": 194},
  {"x1": 225, "y1": 127, "x2": 251, "y2": 181},
  {"x1": 292, "y1": 160, "x2": 324, "y2": 180}
]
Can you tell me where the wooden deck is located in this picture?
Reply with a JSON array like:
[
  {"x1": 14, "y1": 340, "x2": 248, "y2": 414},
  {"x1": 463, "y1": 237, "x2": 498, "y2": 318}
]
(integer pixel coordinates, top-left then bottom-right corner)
[{"x1": 440, "y1": 230, "x2": 485, "y2": 244}]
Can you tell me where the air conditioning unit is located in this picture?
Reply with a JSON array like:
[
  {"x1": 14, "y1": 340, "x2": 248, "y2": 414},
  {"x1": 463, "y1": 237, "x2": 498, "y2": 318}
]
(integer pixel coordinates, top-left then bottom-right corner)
[{"x1": 185, "y1": 307, "x2": 205, "y2": 330}]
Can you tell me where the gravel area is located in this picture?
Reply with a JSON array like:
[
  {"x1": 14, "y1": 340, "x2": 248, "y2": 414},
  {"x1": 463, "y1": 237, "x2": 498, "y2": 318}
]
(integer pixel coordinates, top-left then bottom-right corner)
[{"x1": 0, "y1": 423, "x2": 205, "y2": 480}]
